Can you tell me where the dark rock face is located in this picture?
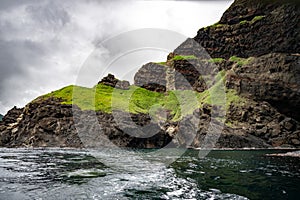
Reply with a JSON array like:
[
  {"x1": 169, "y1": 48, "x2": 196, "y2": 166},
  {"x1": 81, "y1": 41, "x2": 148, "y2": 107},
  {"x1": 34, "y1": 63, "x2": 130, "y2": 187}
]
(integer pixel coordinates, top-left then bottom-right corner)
[
  {"x1": 134, "y1": 62, "x2": 167, "y2": 92},
  {"x1": 134, "y1": 56, "x2": 218, "y2": 92},
  {"x1": 226, "y1": 101, "x2": 300, "y2": 148},
  {"x1": 173, "y1": 38, "x2": 211, "y2": 59},
  {"x1": 0, "y1": 96, "x2": 299, "y2": 148},
  {"x1": 173, "y1": 59, "x2": 217, "y2": 92},
  {"x1": 194, "y1": 0, "x2": 300, "y2": 59},
  {"x1": 98, "y1": 74, "x2": 130, "y2": 90},
  {"x1": 132, "y1": 0, "x2": 300, "y2": 148},
  {"x1": 0, "y1": 98, "x2": 82, "y2": 148},
  {"x1": 1, "y1": 106, "x2": 22, "y2": 124},
  {"x1": 0, "y1": 98, "x2": 173, "y2": 148},
  {"x1": 226, "y1": 53, "x2": 300, "y2": 121}
]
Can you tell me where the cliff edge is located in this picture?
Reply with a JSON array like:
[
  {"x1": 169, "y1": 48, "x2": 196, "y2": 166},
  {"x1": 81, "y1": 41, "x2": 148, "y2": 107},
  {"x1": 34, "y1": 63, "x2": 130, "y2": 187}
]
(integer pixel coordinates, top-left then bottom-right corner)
[{"x1": 0, "y1": 0, "x2": 299, "y2": 149}]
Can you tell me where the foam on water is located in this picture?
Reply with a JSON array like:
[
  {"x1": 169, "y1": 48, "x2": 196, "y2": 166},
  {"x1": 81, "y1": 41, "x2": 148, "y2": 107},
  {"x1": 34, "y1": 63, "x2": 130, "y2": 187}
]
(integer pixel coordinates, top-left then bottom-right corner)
[{"x1": 0, "y1": 148, "x2": 299, "y2": 199}]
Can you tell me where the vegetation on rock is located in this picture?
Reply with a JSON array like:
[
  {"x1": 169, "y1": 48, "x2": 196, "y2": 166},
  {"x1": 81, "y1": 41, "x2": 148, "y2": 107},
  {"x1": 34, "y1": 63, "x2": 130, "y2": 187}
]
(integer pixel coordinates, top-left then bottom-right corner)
[
  {"x1": 156, "y1": 61, "x2": 167, "y2": 66},
  {"x1": 42, "y1": 70, "x2": 245, "y2": 122},
  {"x1": 239, "y1": 15, "x2": 265, "y2": 25},
  {"x1": 204, "y1": 22, "x2": 224, "y2": 30},
  {"x1": 172, "y1": 55, "x2": 197, "y2": 61},
  {"x1": 208, "y1": 58, "x2": 225, "y2": 63},
  {"x1": 229, "y1": 56, "x2": 253, "y2": 66}
]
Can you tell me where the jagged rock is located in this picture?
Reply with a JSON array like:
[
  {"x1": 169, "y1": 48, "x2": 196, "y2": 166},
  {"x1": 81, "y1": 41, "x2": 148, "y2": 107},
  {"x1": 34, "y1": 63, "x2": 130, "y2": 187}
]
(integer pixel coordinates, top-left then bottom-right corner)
[
  {"x1": 0, "y1": 98, "x2": 174, "y2": 148},
  {"x1": 1, "y1": 106, "x2": 23, "y2": 124},
  {"x1": 134, "y1": 58, "x2": 218, "y2": 92},
  {"x1": 194, "y1": 0, "x2": 299, "y2": 59},
  {"x1": 134, "y1": 62, "x2": 167, "y2": 92},
  {"x1": 226, "y1": 53, "x2": 300, "y2": 121},
  {"x1": 1, "y1": 0, "x2": 299, "y2": 149},
  {"x1": 98, "y1": 74, "x2": 130, "y2": 90}
]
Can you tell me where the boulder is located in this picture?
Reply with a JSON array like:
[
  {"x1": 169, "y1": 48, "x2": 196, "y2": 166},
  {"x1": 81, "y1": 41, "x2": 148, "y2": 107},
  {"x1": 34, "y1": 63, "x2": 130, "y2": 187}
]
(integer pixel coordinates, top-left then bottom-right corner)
[{"x1": 98, "y1": 74, "x2": 130, "y2": 90}]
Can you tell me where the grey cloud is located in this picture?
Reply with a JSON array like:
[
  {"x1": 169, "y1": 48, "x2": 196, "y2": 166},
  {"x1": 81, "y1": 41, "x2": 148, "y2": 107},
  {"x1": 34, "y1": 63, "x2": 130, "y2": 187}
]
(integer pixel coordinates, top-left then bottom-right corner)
[
  {"x1": 0, "y1": 39, "x2": 46, "y2": 101},
  {"x1": 0, "y1": 0, "x2": 38, "y2": 10},
  {"x1": 26, "y1": 1, "x2": 71, "y2": 29}
]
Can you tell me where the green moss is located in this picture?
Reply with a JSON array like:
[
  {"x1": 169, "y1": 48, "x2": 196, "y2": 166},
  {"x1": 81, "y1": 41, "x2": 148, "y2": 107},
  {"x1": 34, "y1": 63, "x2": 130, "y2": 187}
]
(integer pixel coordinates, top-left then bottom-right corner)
[
  {"x1": 172, "y1": 55, "x2": 197, "y2": 61},
  {"x1": 156, "y1": 61, "x2": 167, "y2": 65},
  {"x1": 239, "y1": 15, "x2": 265, "y2": 26},
  {"x1": 252, "y1": 15, "x2": 264, "y2": 23},
  {"x1": 239, "y1": 20, "x2": 248, "y2": 25},
  {"x1": 229, "y1": 56, "x2": 253, "y2": 66},
  {"x1": 44, "y1": 71, "x2": 246, "y2": 122},
  {"x1": 44, "y1": 84, "x2": 165, "y2": 114},
  {"x1": 198, "y1": 70, "x2": 246, "y2": 109},
  {"x1": 204, "y1": 22, "x2": 224, "y2": 30},
  {"x1": 208, "y1": 58, "x2": 225, "y2": 64}
]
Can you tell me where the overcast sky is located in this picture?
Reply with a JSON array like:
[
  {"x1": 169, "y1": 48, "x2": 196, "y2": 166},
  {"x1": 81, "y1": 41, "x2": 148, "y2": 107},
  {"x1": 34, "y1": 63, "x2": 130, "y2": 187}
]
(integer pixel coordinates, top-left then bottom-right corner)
[{"x1": 0, "y1": 0, "x2": 233, "y2": 114}]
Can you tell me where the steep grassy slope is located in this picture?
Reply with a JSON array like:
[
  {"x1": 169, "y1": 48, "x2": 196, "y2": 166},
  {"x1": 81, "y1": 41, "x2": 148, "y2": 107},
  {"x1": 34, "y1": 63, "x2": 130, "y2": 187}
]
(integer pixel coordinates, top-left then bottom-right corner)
[{"x1": 41, "y1": 71, "x2": 245, "y2": 122}]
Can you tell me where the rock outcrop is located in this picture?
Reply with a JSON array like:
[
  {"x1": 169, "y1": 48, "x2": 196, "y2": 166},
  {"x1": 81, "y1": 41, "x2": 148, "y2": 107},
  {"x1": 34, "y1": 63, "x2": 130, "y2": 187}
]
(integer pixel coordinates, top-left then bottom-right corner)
[
  {"x1": 195, "y1": 0, "x2": 300, "y2": 59},
  {"x1": 0, "y1": 98, "x2": 172, "y2": 148},
  {"x1": 134, "y1": 62, "x2": 167, "y2": 92},
  {"x1": 133, "y1": 0, "x2": 300, "y2": 148},
  {"x1": 0, "y1": 0, "x2": 299, "y2": 149},
  {"x1": 226, "y1": 53, "x2": 300, "y2": 121},
  {"x1": 98, "y1": 74, "x2": 130, "y2": 90}
]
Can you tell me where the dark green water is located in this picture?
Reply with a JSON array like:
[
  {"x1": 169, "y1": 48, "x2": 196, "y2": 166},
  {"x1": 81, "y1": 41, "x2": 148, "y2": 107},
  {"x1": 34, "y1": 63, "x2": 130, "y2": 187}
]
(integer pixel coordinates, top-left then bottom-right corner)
[{"x1": 0, "y1": 148, "x2": 299, "y2": 200}]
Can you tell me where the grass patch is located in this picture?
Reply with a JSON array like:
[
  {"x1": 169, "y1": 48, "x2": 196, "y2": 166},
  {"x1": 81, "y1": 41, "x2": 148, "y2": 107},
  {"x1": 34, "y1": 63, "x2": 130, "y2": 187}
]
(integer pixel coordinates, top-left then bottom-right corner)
[
  {"x1": 252, "y1": 15, "x2": 264, "y2": 23},
  {"x1": 204, "y1": 22, "x2": 224, "y2": 30},
  {"x1": 44, "y1": 84, "x2": 165, "y2": 114},
  {"x1": 43, "y1": 71, "x2": 246, "y2": 121},
  {"x1": 239, "y1": 20, "x2": 248, "y2": 25},
  {"x1": 156, "y1": 61, "x2": 167, "y2": 65},
  {"x1": 172, "y1": 55, "x2": 197, "y2": 61},
  {"x1": 208, "y1": 58, "x2": 225, "y2": 64},
  {"x1": 239, "y1": 15, "x2": 265, "y2": 25},
  {"x1": 229, "y1": 56, "x2": 253, "y2": 66}
]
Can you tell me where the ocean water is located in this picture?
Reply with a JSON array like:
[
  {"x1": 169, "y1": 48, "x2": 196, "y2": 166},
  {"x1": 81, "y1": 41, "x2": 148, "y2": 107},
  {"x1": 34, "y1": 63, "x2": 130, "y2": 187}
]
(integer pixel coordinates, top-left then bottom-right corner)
[{"x1": 0, "y1": 148, "x2": 299, "y2": 200}]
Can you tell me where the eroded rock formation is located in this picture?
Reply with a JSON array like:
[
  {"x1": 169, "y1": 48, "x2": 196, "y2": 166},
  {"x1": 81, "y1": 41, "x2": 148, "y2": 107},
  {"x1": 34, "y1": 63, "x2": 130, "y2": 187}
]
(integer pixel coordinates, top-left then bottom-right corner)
[{"x1": 0, "y1": 0, "x2": 299, "y2": 149}]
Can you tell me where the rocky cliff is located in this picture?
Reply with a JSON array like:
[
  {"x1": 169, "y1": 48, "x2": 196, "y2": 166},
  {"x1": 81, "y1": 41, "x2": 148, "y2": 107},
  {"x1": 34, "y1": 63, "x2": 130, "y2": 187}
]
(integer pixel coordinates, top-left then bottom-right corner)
[
  {"x1": 134, "y1": 0, "x2": 300, "y2": 148},
  {"x1": 0, "y1": 0, "x2": 299, "y2": 149}
]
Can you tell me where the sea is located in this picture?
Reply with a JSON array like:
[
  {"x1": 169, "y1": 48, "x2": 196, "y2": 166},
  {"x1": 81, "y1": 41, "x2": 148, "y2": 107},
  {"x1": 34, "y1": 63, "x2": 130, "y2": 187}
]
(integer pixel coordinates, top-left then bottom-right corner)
[{"x1": 0, "y1": 148, "x2": 299, "y2": 200}]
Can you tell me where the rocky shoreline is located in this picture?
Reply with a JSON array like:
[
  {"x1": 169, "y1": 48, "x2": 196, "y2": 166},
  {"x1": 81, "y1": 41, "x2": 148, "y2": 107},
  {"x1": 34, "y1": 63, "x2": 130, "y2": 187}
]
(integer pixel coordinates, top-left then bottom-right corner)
[
  {"x1": 0, "y1": 0, "x2": 299, "y2": 149},
  {"x1": 1, "y1": 93, "x2": 299, "y2": 149}
]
